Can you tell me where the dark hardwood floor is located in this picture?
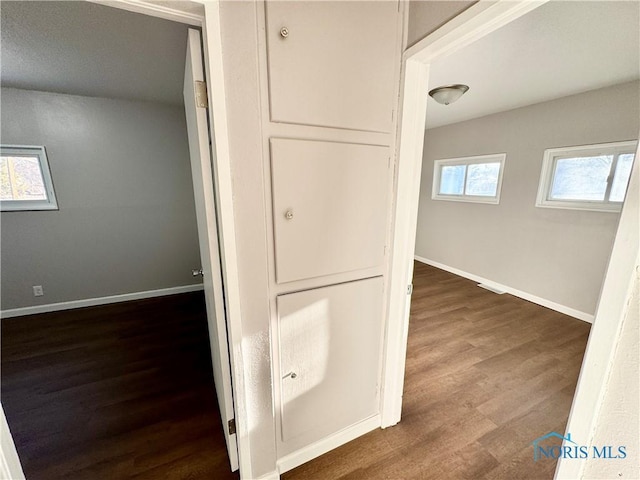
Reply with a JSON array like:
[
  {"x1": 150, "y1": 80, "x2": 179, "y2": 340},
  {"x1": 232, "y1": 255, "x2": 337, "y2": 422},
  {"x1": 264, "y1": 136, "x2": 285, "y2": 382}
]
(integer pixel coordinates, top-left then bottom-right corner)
[
  {"x1": 283, "y1": 262, "x2": 591, "y2": 480},
  {"x1": 1, "y1": 292, "x2": 239, "y2": 480},
  {"x1": 2, "y1": 263, "x2": 591, "y2": 479}
]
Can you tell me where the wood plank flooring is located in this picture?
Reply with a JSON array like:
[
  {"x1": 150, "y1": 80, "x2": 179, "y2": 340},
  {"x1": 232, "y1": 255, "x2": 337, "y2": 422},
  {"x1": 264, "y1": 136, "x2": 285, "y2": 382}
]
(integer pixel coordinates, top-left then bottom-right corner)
[
  {"x1": 1, "y1": 292, "x2": 239, "y2": 480},
  {"x1": 282, "y1": 262, "x2": 591, "y2": 479},
  {"x1": 2, "y1": 262, "x2": 591, "y2": 479}
]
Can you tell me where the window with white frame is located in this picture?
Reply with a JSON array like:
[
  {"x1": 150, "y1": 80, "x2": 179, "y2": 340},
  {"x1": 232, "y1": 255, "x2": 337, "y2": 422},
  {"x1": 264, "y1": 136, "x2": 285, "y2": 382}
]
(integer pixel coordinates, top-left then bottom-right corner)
[
  {"x1": 1, "y1": 145, "x2": 58, "y2": 211},
  {"x1": 432, "y1": 153, "x2": 506, "y2": 204},
  {"x1": 536, "y1": 141, "x2": 637, "y2": 212}
]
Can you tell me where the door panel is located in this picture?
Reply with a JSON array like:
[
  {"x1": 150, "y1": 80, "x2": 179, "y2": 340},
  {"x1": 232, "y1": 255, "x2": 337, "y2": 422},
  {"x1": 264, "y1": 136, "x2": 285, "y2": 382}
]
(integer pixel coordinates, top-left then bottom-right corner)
[
  {"x1": 183, "y1": 28, "x2": 238, "y2": 472},
  {"x1": 271, "y1": 138, "x2": 389, "y2": 284},
  {"x1": 277, "y1": 277, "x2": 385, "y2": 451},
  {"x1": 265, "y1": 1, "x2": 399, "y2": 133}
]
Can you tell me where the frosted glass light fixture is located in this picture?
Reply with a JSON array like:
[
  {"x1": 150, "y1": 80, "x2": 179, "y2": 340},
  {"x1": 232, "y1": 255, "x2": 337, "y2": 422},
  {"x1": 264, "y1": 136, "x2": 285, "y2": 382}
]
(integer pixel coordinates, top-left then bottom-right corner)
[{"x1": 428, "y1": 84, "x2": 469, "y2": 105}]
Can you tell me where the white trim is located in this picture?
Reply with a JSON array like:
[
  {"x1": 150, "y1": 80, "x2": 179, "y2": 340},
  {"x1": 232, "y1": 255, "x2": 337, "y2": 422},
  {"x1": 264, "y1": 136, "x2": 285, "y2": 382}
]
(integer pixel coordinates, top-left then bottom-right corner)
[
  {"x1": 0, "y1": 405, "x2": 25, "y2": 480},
  {"x1": 381, "y1": 58, "x2": 430, "y2": 428},
  {"x1": 432, "y1": 153, "x2": 506, "y2": 204},
  {"x1": 478, "y1": 283, "x2": 506, "y2": 295},
  {"x1": 255, "y1": 471, "x2": 280, "y2": 480},
  {"x1": 87, "y1": 0, "x2": 203, "y2": 25},
  {"x1": 405, "y1": 1, "x2": 548, "y2": 63},
  {"x1": 276, "y1": 415, "x2": 381, "y2": 475},
  {"x1": 414, "y1": 256, "x2": 594, "y2": 323},
  {"x1": 0, "y1": 284, "x2": 204, "y2": 319},
  {"x1": 555, "y1": 141, "x2": 640, "y2": 479},
  {"x1": 201, "y1": 3, "x2": 253, "y2": 479},
  {"x1": 382, "y1": 0, "x2": 551, "y2": 429}
]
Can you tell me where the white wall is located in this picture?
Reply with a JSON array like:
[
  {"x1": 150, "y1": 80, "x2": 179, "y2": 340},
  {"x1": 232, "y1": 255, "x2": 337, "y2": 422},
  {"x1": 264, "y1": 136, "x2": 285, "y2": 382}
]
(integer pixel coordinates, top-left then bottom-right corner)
[
  {"x1": 582, "y1": 266, "x2": 639, "y2": 478},
  {"x1": 1, "y1": 87, "x2": 201, "y2": 311},
  {"x1": 415, "y1": 81, "x2": 639, "y2": 317}
]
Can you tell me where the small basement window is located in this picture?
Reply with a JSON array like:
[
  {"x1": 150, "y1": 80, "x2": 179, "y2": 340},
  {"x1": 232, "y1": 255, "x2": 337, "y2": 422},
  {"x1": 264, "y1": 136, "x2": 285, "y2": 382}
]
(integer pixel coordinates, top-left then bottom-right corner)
[
  {"x1": 432, "y1": 153, "x2": 506, "y2": 204},
  {"x1": 536, "y1": 141, "x2": 637, "y2": 212},
  {"x1": 1, "y1": 145, "x2": 58, "y2": 211}
]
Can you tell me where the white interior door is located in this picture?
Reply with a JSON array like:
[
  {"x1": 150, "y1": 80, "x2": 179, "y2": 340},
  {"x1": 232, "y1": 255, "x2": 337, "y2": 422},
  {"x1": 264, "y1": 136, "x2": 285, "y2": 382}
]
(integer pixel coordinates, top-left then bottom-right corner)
[{"x1": 183, "y1": 28, "x2": 238, "y2": 472}]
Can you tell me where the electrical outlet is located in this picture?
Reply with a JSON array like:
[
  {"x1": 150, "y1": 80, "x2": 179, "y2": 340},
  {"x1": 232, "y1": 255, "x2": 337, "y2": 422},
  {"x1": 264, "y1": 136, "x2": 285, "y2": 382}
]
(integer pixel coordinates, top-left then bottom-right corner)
[{"x1": 33, "y1": 285, "x2": 44, "y2": 297}]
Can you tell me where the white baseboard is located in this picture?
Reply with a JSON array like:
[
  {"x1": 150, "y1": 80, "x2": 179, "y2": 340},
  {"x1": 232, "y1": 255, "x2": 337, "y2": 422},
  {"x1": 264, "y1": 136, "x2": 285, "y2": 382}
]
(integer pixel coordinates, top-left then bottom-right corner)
[
  {"x1": 0, "y1": 284, "x2": 204, "y2": 319},
  {"x1": 254, "y1": 471, "x2": 280, "y2": 480},
  {"x1": 414, "y1": 256, "x2": 594, "y2": 323},
  {"x1": 277, "y1": 415, "x2": 381, "y2": 475}
]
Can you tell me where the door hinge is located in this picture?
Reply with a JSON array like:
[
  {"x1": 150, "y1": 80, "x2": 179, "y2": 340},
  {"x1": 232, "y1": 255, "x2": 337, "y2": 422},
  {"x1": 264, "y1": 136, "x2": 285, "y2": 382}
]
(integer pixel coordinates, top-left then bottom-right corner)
[
  {"x1": 407, "y1": 284, "x2": 413, "y2": 295},
  {"x1": 228, "y1": 418, "x2": 236, "y2": 435},
  {"x1": 195, "y1": 81, "x2": 208, "y2": 108}
]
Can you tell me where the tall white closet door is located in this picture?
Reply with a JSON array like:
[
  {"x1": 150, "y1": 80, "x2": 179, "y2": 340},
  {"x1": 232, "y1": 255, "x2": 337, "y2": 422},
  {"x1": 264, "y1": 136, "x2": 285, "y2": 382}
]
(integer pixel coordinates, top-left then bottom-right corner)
[{"x1": 277, "y1": 277, "x2": 385, "y2": 453}]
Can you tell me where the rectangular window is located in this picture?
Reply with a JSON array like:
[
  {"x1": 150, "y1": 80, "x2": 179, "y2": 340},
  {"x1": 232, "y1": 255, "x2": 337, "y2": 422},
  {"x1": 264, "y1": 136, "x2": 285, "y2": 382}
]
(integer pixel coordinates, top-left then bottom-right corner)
[
  {"x1": 536, "y1": 141, "x2": 637, "y2": 212},
  {"x1": 1, "y1": 145, "x2": 58, "y2": 211},
  {"x1": 432, "y1": 153, "x2": 506, "y2": 204}
]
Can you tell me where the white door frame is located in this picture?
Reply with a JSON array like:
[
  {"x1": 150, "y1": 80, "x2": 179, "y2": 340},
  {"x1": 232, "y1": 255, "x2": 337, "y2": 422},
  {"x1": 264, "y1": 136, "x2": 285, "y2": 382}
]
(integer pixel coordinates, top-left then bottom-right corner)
[
  {"x1": 382, "y1": 0, "x2": 550, "y2": 428},
  {"x1": 100, "y1": 1, "x2": 253, "y2": 476},
  {"x1": 199, "y1": 3, "x2": 253, "y2": 478},
  {"x1": 90, "y1": 0, "x2": 255, "y2": 477},
  {"x1": 385, "y1": 1, "x2": 638, "y2": 478},
  {"x1": 0, "y1": 1, "x2": 253, "y2": 479}
]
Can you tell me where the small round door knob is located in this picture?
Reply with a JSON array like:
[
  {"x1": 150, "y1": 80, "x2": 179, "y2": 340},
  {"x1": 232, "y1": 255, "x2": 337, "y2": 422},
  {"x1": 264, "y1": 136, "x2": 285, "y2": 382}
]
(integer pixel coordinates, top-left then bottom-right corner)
[
  {"x1": 285, "y1": 210, "x2": 294, "y2": 220},
  {"x1": 280, "y1": 27, "x2": 289, "y2": 38}
]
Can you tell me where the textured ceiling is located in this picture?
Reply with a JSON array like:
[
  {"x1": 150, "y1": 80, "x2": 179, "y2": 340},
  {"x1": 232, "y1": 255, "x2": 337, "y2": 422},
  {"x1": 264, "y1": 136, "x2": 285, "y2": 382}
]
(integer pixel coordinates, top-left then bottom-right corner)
[
  {"x1": 1, "y1": 1, "x2": 190, "y2": 105},
  {"x1": 426, "y1": 1, "x2": 640, "y2": 129}
]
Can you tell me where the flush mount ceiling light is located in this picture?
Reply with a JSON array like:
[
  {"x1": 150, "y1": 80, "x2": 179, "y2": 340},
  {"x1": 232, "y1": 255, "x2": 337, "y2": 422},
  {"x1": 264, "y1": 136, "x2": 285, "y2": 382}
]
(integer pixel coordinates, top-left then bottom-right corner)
[{"x1": 428, "y1": 84, "x2": 470, "y2": 105}]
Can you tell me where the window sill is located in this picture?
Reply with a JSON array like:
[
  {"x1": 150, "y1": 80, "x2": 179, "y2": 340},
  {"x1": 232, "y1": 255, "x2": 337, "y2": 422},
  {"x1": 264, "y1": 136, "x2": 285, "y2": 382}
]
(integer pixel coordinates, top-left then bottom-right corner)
[
  {"x1": 432, "y1": 194, "x2": 500, "y2": 205},
  {"x1": 535, "y1": 200, "x2": 622, "y2": 213}
]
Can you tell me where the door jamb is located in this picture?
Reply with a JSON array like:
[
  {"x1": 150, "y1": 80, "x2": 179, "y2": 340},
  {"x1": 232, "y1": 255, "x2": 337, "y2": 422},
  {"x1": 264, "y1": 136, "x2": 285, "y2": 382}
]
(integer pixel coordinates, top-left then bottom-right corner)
[{"x1": 199, "y1": 3, "x2": 254, "y2": 478}]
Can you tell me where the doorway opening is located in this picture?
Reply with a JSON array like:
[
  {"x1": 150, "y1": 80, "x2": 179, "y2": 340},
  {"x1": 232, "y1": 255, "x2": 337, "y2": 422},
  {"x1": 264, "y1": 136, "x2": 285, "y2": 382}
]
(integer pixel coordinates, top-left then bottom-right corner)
[
  {"x1": 384, "y1": 1, "x2": 638, "y2": 478},
  {"x1": 0, "y1": 1, "x2": 238, "y2": 477}
]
